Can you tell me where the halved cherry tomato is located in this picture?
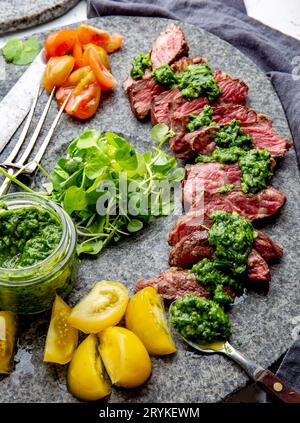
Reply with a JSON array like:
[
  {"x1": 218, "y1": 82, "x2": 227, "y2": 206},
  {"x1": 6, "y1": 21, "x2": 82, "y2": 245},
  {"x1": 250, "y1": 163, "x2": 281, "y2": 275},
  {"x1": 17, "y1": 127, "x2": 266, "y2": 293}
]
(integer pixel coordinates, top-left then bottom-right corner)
[
  {"x1": 43, "y1": 55, "x2": 75, "y2": 93},
  {"x1": 68, "y1": 281, "x2": 128, "y2": 333},
  {"x1": 77, "y1": 24, "x2": 110, "y2": 46},
  {"x1": 65, "y1": 71, "x2": 101, "y2": 120},
  {"x1": 0, "y1": 311, "x2": 17, "y2": 375},
  {"x1": 68, "y1": 334, "x2": 111, "y2": 401},
  {"x1": 43, "y1": 295, "x2": 78, "y2": 365},
  {"x1": 56, "y1": 66, "x2": 91, "y2": 109},
  {"x1": 103, "y1": 32, "x2": 124, "y2": 53},
  {"x1": 125, "y1": 287, "x2": 176, "y2": 355},
  {"x1": 82, "y1": 44, "x2": 110, "y2": 70},
  {"x1": 44, "y1": 29, "x2": 77, "y2": 59},
  {"x1": 72, "y1": 40, "x2": 83, "y2": 69},
  {"x1": 87, "y1": 47, "x2": 116, "y2": 91}
]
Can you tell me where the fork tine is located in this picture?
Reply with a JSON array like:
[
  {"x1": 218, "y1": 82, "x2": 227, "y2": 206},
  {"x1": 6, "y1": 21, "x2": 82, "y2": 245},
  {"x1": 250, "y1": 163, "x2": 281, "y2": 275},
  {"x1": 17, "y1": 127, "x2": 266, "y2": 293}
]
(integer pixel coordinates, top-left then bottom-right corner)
[
  {"x1": 4, "y1": 84, "x2": 42, "y2": 164},
  {"x1": 16, "y1": 87, "x2": 56, "y2": 167},
  {"x1": 28, "y1": 91, "x2": 72, "y2": 173}
]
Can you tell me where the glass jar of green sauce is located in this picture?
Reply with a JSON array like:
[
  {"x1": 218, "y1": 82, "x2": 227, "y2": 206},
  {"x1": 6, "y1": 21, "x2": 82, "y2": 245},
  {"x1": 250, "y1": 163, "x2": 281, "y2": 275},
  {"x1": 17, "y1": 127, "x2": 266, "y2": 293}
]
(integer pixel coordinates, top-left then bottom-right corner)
[{"x1": 0, "y1": 193, "x2": 78, "y2": 314}]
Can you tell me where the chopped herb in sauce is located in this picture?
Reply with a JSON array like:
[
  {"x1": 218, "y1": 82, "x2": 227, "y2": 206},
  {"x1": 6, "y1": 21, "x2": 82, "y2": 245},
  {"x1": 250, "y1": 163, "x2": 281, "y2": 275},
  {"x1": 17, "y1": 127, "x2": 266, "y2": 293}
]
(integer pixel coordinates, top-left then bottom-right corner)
[
  {"x1": 208, "y1": 211, "x2": 254, "y2": 275},
  {"x1": 176, "y1": 64, "x2": 221, "y2": 101},
  {"x1": 239, "y1": 149, "x2": 273, "y2": 194},
  {"x1": 152, "y1": 64, "x2": 177, "y2": 88},
  {"x1": 169, "y1": 293, "x2": 232, "y2": 343},
  {"x1": 130, "y1": 53, "x2": 152, "y2": 80},
  {"x1": 218, "y1": 183, "x2": 235, "y2": 193},
  {"x1": 214, "y1": 120, "x2": 253, "y2": 149},
  {"x1": 192, "y1": 258, "x2": 241, "y2": 306},
  {"x1": 186, "y1": 105, "x2": 216, "y2": 132},
  {"x1": 0, "y1": 206, "x2": 62, "y2": 268},
  {"x1": 196, "y1": 146, "x2": 247, "y2": 163}
]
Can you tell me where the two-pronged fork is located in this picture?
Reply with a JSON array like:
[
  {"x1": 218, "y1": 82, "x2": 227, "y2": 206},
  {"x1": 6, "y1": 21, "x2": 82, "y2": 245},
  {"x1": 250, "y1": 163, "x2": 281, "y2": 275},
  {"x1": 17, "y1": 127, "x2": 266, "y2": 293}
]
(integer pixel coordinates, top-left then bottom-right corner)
[{"x1": 0, "y1": 85, "x2": 71, "y2": 196}]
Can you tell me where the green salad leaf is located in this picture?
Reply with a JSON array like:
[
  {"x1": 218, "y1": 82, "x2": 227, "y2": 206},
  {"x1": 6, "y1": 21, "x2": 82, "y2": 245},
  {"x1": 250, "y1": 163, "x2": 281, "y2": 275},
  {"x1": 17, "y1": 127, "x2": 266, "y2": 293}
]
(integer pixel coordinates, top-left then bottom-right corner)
[
  {"x1": 2, "y1": 37, "x2": 41, "y2": 65},
  {"x1": 46, "y1": 127, "x2": 183, "y2": 256}
]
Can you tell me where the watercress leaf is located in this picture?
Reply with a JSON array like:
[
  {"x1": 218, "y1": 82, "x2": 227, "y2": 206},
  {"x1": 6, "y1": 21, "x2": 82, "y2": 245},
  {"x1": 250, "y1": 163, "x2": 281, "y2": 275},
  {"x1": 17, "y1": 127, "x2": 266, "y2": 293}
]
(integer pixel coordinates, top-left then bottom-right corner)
[
  {"x1": 14, "y1": 37, "x2": 41, "y2": 65},
  {"x1": 2, "y1": 39, "x2": 22, "y2": 63},
  {"x1": 77, "y1": 239, "x2": 103, "y2": 256},
  {"x1": 75, "y1": 130, "x2": 102, "y2": 150},
  {"x1": 127, "y1": 219, "x2": 143, "y2": 233},
  {"x1": 105, "y1": 132, "x2": 129, "y2": 149},
  {"x1": 63, "y1": 186, "x2": 89, "y2": 215},
  {"x1": 150, "y1": 124, "x2": 170, "y2": 144},
  {"x1": 115, "y1": 148, "x2": 138, "y2": 171},
  {"x1": 151, "y1": 157, "x2": 177, "y2": 175},
  {"x1": 143, "y1": 151, "x2": 153, "y2": 164},
  {"x1": 169, "y1": 167, "x2": 185, "y2": 182}
]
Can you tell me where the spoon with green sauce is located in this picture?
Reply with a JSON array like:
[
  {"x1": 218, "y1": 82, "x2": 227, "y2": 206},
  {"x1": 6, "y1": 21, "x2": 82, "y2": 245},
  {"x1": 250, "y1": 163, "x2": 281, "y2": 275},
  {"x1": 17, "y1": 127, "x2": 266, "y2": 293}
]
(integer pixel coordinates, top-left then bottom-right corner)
[{"x1": 169, "y1": 294, "x2": 300, "y2": 403}]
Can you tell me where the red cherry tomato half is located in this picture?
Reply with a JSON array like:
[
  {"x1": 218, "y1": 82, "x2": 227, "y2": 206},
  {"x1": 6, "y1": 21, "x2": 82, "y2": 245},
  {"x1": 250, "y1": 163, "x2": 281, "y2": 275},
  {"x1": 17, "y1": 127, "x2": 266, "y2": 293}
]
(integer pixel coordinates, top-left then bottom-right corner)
[
  {"x1": 43, "y1": 55, "x2": 75, "y2": 93},
  {"x1": 82, "y1": 44, "x2": 110, "y2": 70},
  {"x1": 77, "y1": 25, "x2": 110, "y2": 46},
  {"x1": 56, "y1": 66, "x2": 91, "y2": 108},
  {"x1": 86, "y1": 47, "x2": 116, "y2": 91},
  {"x1": 104, "y1": 33, "x2": 124, "y2": 53},
  {"x1": 44, "y1": 29, "x2": 77, "y2": 59},
  {"x1": 57, "y1": 71, "x2": 101, "y2": 120},
  {"x1": 72, "y1": 40, "x2": 83, "y2": 69}
]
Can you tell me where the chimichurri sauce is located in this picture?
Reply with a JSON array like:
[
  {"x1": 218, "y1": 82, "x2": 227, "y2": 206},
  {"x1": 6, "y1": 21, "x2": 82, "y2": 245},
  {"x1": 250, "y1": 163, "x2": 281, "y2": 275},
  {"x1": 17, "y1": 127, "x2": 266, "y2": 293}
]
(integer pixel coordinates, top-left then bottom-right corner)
[
  {"x1": 169, "y1": 293, "x2": 232, "y2": 343},
  {"x1": 191, "y1": 212, "x2": 254, "y2": 306},
  {"x1": 0, "y1": 206, "x2": 62, "y2": 269}
]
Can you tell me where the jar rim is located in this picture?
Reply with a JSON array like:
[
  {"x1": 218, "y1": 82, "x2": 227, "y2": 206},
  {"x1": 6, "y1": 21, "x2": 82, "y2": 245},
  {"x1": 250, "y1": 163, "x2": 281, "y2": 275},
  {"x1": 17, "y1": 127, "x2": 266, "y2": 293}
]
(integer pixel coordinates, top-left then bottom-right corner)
[{"x1": 0, "y1": 192, "x2": 77, "y2": 285}]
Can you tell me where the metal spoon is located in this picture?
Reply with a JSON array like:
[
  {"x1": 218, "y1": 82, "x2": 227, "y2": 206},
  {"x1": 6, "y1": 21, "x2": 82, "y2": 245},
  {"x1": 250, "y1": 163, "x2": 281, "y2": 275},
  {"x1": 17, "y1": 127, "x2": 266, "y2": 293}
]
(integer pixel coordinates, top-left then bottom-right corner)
[{"x1": 177, "y1": 335, "x2": 300, "y2": 403}]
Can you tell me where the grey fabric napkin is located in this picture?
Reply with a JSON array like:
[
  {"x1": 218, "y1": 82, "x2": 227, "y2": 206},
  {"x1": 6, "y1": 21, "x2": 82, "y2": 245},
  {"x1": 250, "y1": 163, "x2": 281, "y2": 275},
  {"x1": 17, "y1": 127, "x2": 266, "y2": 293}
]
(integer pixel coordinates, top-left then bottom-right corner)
[{"x1": 87, "y1": 0, "x2": 300, "y2": 400}]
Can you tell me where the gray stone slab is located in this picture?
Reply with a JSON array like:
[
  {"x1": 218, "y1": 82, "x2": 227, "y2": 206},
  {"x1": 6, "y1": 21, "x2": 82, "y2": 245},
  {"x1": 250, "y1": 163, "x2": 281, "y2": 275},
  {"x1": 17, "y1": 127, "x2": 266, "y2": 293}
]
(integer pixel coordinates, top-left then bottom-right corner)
[
  {"x1": 0, "y1": 16, "x2": 299, "y2": 403},
  {"x1": 0, "y1": 0, "x2": 79, "y2": 34}
]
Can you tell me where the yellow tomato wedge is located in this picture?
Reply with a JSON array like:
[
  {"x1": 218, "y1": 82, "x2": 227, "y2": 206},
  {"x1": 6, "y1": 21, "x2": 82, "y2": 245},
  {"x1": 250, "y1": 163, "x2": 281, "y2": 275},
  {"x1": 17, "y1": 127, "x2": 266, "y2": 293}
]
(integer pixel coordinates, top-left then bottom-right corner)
[
  {"x1": 68, "y1": 281, "x2": 128, "y2": 334},
  {"x1": 68, "y1": 334, "x2": 111, "y2": 401},
  {"x1": 98, "y1": 326, "x2": 152, "y2": 388},
  {"x1": 125, "y1": 287, "x2": 176, "y2": 355},
  {"x1": 44, "y1": 295, "x2": 78, "y2": 365},
  {"x1": 0, "y1": 311, "x2": 17, "y2": 374}
]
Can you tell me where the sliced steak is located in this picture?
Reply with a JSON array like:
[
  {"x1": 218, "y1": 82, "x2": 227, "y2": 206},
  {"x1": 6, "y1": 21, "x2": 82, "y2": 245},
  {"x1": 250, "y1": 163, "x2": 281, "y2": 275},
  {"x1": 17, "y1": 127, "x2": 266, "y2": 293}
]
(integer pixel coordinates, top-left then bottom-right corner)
[
  {"x1": 211, "y1": 104, "x2": 271, "y2": 127},
  {"x1": 213, "y1": 70, "x2": 249, "y2": 105},
  {"x1": 150, "y1": 24, "x2": 189, "y2": 68},
  {"x1": 135, "y1": 267, "x2": 209, "y2": 301},
  {"x1": 254, "y1": 230, "x2": 283, "y2": 261},
  {"x1": 247, "y1": 250, "x2": 271, "y2": 285},
  {"x1": 183, "y1": 162, "x2": 242, "y2": 207},
  {"x1": 169, "y1": 226, "x2": 282, "y2": 268},
  {"x1": 171, "y1": 56, "x2": 207, "y2": 72},
  {"x1": 125, "y1": 72, "x2": 165, "y2": 120},
  {"x1": 200, "y1": 187, "x2": 286, "y2": 221},
  {"x1": 168, "y1": 210, "x2": 211, "y2": 246},
  {"x1": 242, "y1": 125, "x2": 291, "y2": 158},
  {"x1": 169, "y1": 230, "x2": 213, "y2": 268}
]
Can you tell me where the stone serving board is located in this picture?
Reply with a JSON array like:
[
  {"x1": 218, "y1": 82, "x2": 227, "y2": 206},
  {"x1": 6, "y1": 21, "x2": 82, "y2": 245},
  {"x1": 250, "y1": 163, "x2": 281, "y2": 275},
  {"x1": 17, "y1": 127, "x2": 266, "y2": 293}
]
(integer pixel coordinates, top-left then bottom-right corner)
[
  {"x1": 0, "y1": 0, "x2": 80, "y2": 34},
  {"x1": 0, "y1": 16, "x2": 299, "y2": 403}
]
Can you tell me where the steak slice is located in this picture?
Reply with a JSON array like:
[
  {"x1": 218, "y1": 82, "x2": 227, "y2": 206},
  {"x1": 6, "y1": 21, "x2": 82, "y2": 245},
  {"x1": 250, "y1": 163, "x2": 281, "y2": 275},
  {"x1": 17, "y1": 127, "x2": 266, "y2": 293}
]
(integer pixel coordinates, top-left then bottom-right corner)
[
  {"x1": 183, "y1": 162, "x2": 242, "y2": 207},
  {"x1": 168, "y1": 210, "x2": 212, "y2": 246},
  {"x1": 171, "y1": 56, "x2": 207, "y2": 72},
  {"x1": 150, "y1": 24, "x2": 189, "y2": 68},
  {"x1": 135, "y1": 267, "x2": 209, "y2": 301},
  {"x1": 169, "y1": 227, "x2": 282, "y2": 268},
  {"x1": 151, "y1": 72, "x2": 249, "y2": 126},
  {"x1": 247, "y1": 250, "x2": 271, "y2": 285},
  {"x1": 124, "y1": 71, "x2": 165, "y2": 120},
  {"x1": 242, "y1": 125, "x2": 292, "y2": 158},
  {"x1": 211, "y1": 104, "x2": 271, "y2": 127},
  {"x1": 200, "y1": 187, "x2": 286, "y2": 221},
  {"x1": 213, "y1": 70, "x2": 249, "y2": 105}
]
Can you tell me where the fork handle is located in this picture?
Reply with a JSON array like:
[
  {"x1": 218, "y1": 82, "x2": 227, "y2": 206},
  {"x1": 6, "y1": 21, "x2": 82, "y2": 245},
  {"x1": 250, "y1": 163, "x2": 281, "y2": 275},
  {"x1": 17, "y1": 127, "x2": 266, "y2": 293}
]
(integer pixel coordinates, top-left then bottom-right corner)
[
  {"x1": 222, "y1": 342, "x2": 300, "y2": 403},
  {"x1": 255, "y1": 369, "x2": 300, "y2": 403},
  {"x1": 0, "y1": 168, "x2": 14, "y2": 196}
]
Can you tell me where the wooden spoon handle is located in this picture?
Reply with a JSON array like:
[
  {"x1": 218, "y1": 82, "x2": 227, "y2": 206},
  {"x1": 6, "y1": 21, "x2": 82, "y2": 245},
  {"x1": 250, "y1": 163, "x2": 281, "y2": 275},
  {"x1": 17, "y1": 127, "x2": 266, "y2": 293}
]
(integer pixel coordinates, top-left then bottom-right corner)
[{"x1": 255, "y1": 369, "x2": 300, "y2": 403}]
